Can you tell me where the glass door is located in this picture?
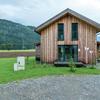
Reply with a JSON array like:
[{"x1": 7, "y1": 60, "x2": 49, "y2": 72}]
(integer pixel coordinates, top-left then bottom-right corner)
[
  {"x1": 70, "y1": 45, "x2": 78, "y2": 62},
  {"x1": 58, "y1": 45, "x2": 66, "y2": 62},
  {"x1": 58, "y1": 45, "x2": 78, "y2": 62},
  {"x1": 66, "y1": 46, "x2": 71, "y2": 61}
]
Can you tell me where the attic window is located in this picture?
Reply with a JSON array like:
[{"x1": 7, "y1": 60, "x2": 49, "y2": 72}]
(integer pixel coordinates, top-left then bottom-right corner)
[{"x1": 58, "y1": 23, "x2": 64, "y2": 41}]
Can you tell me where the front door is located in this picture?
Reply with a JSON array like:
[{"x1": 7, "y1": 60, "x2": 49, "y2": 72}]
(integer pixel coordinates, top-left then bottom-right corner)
[{"x1": 58, "y1": 45, "x2": 78, "y2": 62}]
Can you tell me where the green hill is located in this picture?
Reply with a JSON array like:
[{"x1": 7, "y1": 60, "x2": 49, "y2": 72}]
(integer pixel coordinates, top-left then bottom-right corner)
[{"x1": 0, "y1": 19, "x2": 40, "y2": 50}]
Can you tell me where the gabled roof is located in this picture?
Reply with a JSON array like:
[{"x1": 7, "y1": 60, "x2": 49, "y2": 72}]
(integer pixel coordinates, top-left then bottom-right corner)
[{"x1": 36, "y1": 8, "x2": 100, "y2": 32}]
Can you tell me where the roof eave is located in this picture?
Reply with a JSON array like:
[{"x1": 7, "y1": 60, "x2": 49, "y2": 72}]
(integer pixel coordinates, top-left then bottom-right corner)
[{"x1": 36, "y1": 8, "x2": 100, "y2": 33}]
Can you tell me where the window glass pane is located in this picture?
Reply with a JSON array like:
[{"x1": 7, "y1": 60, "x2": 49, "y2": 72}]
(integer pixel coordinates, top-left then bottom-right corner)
[
  {"x1": 72, "y1": 23, "x2": 78, "y2": 41},
  {"x1": 58, "y1": 23, "x2": 64, "y2": 41}
]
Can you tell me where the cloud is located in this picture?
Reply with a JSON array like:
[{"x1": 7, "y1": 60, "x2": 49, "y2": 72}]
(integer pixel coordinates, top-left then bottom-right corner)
[
  {"x1": 0, "y1": 0, "x2": 100, "y2": 26},
  {"x1": 0, "y1": 5, "x2": 20, "y2": 16}
]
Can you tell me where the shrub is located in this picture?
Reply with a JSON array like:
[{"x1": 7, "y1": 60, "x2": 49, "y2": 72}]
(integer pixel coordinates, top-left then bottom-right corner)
[{"x1": 68, "y1": 58, "x2": 76, "y2": 72}]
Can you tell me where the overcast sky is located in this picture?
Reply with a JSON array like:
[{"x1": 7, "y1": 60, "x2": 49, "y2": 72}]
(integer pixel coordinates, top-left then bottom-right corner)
[{"x1": 0, "y1": 0, "x2": 100, "y2": 27}]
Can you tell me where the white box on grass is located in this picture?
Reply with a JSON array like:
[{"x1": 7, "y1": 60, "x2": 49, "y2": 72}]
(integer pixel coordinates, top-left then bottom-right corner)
[
  {"x1": 17, "y1": 56, "x2": 25, "y2": 66},
  {"x1": 14, "y1": 56, "x2": 25, "y2": 71},
  {"x1": 14, "y1": 63, "x2": 18, "y2": 71}
]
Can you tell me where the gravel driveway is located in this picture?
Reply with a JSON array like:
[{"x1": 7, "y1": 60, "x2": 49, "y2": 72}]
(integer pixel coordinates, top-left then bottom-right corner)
[{"x1": 0, "y1": 75, "x2": 100, "y2": 100}]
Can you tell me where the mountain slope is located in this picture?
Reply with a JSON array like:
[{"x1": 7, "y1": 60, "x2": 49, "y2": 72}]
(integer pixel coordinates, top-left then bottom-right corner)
[{"x1": 0, "y1": 19, "x2": 40, "y2": 50}]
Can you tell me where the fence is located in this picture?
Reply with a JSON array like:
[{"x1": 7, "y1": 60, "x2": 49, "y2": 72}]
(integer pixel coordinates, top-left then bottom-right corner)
[{"x1": 0, "y1": 51, "x2": 35, "y2": 58}]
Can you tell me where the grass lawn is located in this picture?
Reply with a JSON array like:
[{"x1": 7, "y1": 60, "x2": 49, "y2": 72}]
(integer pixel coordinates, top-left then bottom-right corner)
[{"x1": 0, "y1": 57, "x2": 100, "y2": 84}]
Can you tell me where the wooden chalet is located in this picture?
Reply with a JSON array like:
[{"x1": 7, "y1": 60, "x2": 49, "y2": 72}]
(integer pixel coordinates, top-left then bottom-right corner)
[{"x1": 36, "y1": 8, "x2": 100, "y2": 64}]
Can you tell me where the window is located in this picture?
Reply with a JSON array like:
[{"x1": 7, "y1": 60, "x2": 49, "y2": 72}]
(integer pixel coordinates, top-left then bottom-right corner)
[
  {"x1": 58, "y1": 23, "x2": 64, "y2": 41},
  {"x1": 58, "y1": 45, "x2": 78, "y2": 62},
  {"x1": 72, "y1": 23, "x2": 78, "y2": 41}
]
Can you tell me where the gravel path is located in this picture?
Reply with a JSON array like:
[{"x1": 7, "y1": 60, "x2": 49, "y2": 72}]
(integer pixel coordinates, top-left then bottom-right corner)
[{"x1": 0, "y1": 75, "x2": 100, "y2": 100}]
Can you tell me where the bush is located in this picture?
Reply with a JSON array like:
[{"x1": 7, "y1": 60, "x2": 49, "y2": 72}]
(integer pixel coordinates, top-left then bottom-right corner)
[
  {"x1": 90, "y1": 66, "x2": 96, "y2": 69},
  {"x1": 68, "y1": 58, "x2": 76, "y2": 72}
]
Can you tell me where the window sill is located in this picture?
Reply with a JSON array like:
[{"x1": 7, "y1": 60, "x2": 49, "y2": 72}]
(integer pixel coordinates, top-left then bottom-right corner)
[{"x1": 57, "y1": 41, "x2": 65, "y2": 45}]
